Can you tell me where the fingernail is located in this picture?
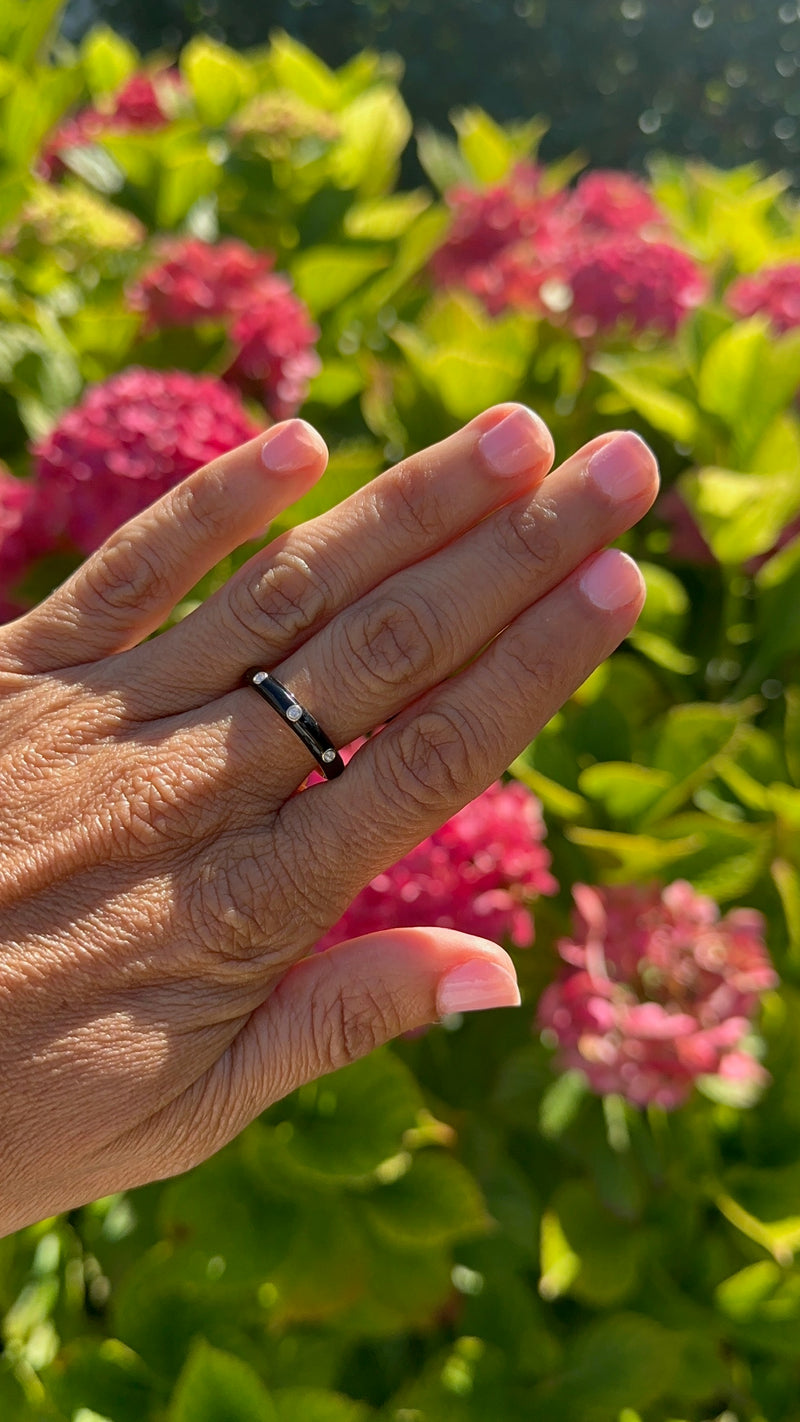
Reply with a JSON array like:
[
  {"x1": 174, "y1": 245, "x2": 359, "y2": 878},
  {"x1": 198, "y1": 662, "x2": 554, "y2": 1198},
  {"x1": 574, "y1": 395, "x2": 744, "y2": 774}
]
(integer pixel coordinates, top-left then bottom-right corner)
[
  {"x1": 436, "y1": 959, "x2": 521, "y2": 1017},
  {"x1": 478, "y1": 406, "x2": 553, "y2": 477},
  {"x1": 261, "y1": 420, "x2": 328, "y2": 475},
  {"x1": 580, "y1": 548, "x2": 643, "y2": 611},
  {"x1": 587, "y1": 431, "x2": 655, "y2": 502}
]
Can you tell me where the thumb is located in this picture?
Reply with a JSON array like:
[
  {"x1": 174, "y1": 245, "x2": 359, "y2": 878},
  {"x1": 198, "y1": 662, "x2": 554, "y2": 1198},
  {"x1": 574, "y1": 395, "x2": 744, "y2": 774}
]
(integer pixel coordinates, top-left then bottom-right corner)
[{"x1": 235, "y1": 928, "x2": 521, "y2": 1110}]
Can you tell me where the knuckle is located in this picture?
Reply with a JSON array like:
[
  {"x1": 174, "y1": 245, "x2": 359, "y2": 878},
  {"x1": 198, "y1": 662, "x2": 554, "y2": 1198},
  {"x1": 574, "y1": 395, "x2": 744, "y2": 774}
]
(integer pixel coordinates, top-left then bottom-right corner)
[
  {"x1": 344, "y1": 592, "x2": 441, "y2": 693},
  {"x1": 76, "y1": 535, "x2": 172, "y2": 621},
  {"x1": 380, "y1": 464, "x2": 447, "y2": 544},
  {"x1": 501, "y1": 630, "x2": 560, "y2": 701},
  {"x1": 498, "y1": 498, "x2": 561, "y2": 577},
  {"x1": 186, "y1": 852, "x2": 275, "y2": 959},
  {"x1": 386, "y1": 706, "x2": 475, "y2": 812},
  {"x1": 310, "y1": 984, "x2": 394, "y2": 1072},
  {"x1": 170, "y1": 467, "x2": 232, "y2": 547},
  {"x1": 227, "y1": 546, "x2": 327, "y2": 647}
]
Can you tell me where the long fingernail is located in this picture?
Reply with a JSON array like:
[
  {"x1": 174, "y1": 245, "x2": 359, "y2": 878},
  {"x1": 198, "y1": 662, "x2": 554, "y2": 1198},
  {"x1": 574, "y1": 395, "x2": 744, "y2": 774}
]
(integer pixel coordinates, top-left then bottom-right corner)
[
  {"x1": 580, "y1": 548, "x2": 643, "y2": 611},
  {"x1": 587, "y1": 431, "x2": 656, "y2": 501},
  {"x1": 478, "y1": 407, "x2": 553, "y2": 477},
  {"x1": 436, "y1": 959, "x2": 521, "y2": 1016},
  {"x1": 261, "y1": 420, "x2": 328, "y2": 475}
]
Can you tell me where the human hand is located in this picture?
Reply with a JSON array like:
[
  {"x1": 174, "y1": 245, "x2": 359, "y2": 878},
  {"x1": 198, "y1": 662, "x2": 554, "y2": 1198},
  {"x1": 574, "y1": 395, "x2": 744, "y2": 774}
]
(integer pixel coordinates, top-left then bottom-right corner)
[{"x1": 0, "y1": 406, "x2": 658, "y2": 1235}]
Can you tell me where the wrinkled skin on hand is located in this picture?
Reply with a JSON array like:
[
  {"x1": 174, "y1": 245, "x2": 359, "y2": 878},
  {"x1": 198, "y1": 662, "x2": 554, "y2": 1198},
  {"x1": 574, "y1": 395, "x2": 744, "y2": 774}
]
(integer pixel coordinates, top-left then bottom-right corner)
[{"x1": 0, "y1": 407, "x2": 658, "y2": 1235}]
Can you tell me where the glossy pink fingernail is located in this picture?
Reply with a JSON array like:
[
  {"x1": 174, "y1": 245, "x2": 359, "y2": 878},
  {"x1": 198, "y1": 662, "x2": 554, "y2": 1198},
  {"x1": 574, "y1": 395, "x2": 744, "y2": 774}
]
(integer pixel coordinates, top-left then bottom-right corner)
[
  {"x1": 478, "y1": 407, "x2": 553, "y2": 477},
  {"x1": 579, "y1": 548, "x2": 643, "y2": 611},
  {"x1": 586, "y1": 431, "x2": 655, "y2": 502},
  {"x1": 261, "y1": 420, "x2": 328, "y2": 475},
  {"x1": 436, "y1": 959, "x2": 521, "y2": 1016}
]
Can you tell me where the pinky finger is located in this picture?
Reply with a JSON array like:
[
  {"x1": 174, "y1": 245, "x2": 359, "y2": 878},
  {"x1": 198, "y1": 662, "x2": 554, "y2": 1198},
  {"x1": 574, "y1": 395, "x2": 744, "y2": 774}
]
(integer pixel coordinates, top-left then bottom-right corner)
[{"x1": 0, "y1": 420, "x2": 328, "y2": 673}]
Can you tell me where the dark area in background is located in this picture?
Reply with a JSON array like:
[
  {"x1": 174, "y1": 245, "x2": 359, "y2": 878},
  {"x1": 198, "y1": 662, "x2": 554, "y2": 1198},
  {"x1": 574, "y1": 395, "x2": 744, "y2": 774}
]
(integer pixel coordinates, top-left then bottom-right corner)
[{"x1": 61, "y1": 0, "x2": 800, "y2": 183}]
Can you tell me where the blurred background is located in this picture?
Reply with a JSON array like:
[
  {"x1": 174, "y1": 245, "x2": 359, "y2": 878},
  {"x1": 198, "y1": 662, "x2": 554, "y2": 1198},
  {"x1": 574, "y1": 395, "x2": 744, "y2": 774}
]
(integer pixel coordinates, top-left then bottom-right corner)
[{"x1": 61, "y1": 0, "x2": 800, "y2": 182}]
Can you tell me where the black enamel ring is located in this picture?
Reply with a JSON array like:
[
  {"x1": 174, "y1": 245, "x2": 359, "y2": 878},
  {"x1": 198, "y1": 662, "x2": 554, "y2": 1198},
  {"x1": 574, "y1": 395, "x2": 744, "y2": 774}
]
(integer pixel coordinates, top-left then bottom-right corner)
[{"x1": 244, "y1": 668, "x2": 345, "y2": 780}]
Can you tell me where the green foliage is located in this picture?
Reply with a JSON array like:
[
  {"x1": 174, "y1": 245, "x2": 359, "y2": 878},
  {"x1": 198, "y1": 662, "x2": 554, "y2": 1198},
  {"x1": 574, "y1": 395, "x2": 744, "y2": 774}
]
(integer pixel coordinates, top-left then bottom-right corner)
[{"x1": 4, "y1": 4, "x2": 800, "y2": 1421}]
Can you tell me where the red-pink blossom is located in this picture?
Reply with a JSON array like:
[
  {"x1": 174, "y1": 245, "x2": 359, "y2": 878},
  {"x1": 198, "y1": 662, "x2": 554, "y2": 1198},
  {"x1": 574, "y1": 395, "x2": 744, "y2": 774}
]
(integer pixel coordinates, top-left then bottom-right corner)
[
  {"x1": 557, "y1": 236, "x2": 708, "y2": 338},
  {"x1": 41, "y1": 71, "x2": 181, "y2": 180},
  {"x1": 727, "y1": 263, "x2": 800, "y2": 334},
  {"x1": 33, "y1": 368, "x2": 260, "y2": 554},
  {"x1": 537, "y1": 880, "x2": 776, "y2": 1110},
  {"x1": 0, "y1": 467, "x2": 54, "y2": 617},
  {"x1": 317, "y1": 778, "x2": 557, "y2": 952},
  {"x1": 225, "y1": 276, "x2": 321, "y2": 420},
  {"x1": 567, "y1": 170, "x2": 665, "y2": 235},
  {"x1": 128, "y1": 238, "x2": 276, "y2": 331}
]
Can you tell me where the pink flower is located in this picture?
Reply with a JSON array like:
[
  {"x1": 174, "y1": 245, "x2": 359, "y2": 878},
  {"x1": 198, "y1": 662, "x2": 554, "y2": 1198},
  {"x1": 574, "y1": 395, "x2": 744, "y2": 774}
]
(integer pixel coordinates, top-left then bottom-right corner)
[
  {"x1": 567, "y1": 170, "x2": 665, "y2": 235},
  {"x1": 33, "y1": 368, "x2": 260, "y2": 554},
  {"x1": 537, "y1": 881, "x2": 777, "y2": 1110},
  {"x1": 317, "y1": 778, "x2": 557, "y2": 951},
  {"x1": 41, "y1": 71, "x2": 182, "y2": 180},
  {"x1": 727, "y1": 264, "x2": 800, "y2": 334},
  {"x1": 557, "y1": 236, "x2": 708, "y2": 338},
  {"x1": 0, "y1": 466, "x2": 59, "y2": 620},
  {"x1": 128, "y1": 238, "x2": 276, "y2": 331},
  {"x1": 225, "y1": 276, "x2": 321, "y2": 420}
]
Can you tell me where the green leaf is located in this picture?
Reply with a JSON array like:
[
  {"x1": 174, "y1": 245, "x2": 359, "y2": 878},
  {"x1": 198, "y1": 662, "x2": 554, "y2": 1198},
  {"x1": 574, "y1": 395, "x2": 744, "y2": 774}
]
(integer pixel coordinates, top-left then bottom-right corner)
[
  {"x1": 637, "y1": 561, "x2": 691, "y2": 639},
  {"x1": 540, "y1": 1181, "x2": 645, "y2": 1307},
  {"x1": 156, "y1": 143, "x2": 220, "y2": 228},
  {"x1": 546, "y1": 1313, "x2": 682, "y2": 1419},
  {"x1": 331, "y1": 86, "x2": 412, "y2": 196},
  {"x1": 579, "y1": 762, "x2": 674, "y2": 824},
  {"x1": 509, "y1": 753, "x2": 587, "y2": 820},
  {"x1": 698, "y1": 319, "x2": 800, "y2": 461},
  {"x1": 451, "y1": 107, "x2": 517, "y2": 184},
  {"x1": 268, "y1": 32, "x2": 340, "y2": 110},
  {"x1": 362, "y1": 1151, "x2": 488, "y2": 1249},
  {"x1": 343, "y1": 190, "x2": 430, "y2": 240},
  {"x1": 627, "y1": 628, "x2": 698, "y2": 675},
  {"x1": 291, "y1": 247, "x2": 389, "y2": 316},
  {"x1": 169, "y1": 1341, "x2": 277, "y2": 1422},
  {"x1": 81, "y1": 25, "x2": 138, "y2": 97},
  {"x1": 250, "y1": 1050, "x2": 425, "y2": 1186},
  {"x1": 642, "y1": 702, "x2": 749, "y2": 821},
  {"x1": 393, "y1": 293, "x2": 535, "y2": 421},
  {"x1": 2, "y1": 65, "x2": 83, "y2": 166},
  {"x1": 679, "y1": 465, "x2": 800, "y2": 566},
  {"x1": 42, "y1": 1339, "x2": 155, "y2": 1422},
  {"x1": 565, "y1": 825, "x2": 701, "y2": 879},
  {"x1": 415, "y1": 124, "x2": 472, "y2": 193},
  {"x1": 181, "y1": 36, "x2": 255, "y2": 127},
  {"x1": 593, "y1": 357, "x2": 698, "y2": 444},
  {"x1": 272, "y1": 1390, "x2": 373, "y2": 1422},
  {"x1": 0, "y1": 0, "x2": 63, "y2": 68}
]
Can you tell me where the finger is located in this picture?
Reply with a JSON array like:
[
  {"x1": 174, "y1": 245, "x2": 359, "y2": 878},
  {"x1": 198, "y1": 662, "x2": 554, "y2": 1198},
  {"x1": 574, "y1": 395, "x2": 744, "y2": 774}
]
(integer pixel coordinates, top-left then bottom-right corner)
[
  {"x1": 201, "y1": 547, "x2": 646, "y2": 960},
  {"x1": 98, "y1": 404, "x2": 556, "y2": 715},
  {"x1": 211, "y1": 929, "x2": 520, "y2": 1139},
  {"x1": 0, "y1": 420, "x2": 329, "y2": 673},
  {"x1": 146, "y1": 429, "x2": 657, "y2": 821}
]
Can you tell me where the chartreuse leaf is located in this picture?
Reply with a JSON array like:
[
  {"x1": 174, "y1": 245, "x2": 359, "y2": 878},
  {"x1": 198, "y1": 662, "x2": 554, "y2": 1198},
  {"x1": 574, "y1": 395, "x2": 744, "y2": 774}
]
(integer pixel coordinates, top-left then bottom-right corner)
[
  {"x1": 81, "y1": 25, "x2": 138, "y2": 97},
  {"x1": 579, "y1": 762, "x2": 674, "y2": 825},
  {"x1": 678, "y1": 465, "x2": 800, "y2": 566},
  {"x1": 181, "y1": 37, "x2": 255, "y2": 126},
  {"x1": 3, "y1": 65, "x2": 82, "y2": 166},
  {"x1": 509, "y1": 751, "x2": 587, "y2": 820},
  {"x1": 451, "y1": 107, "x2": 546, "y2": 184},
  {"x1": 593, "y1": 356, "x2": 698, "y2": 444},
  {"x1": 773, "y1": 858, "x2": 800, "y2": 963},
  {"x1": 272, "y1": 1390, "x2": 372, "y2": 1422},
  {"x1": 343, "y1": 190, "x2": 430, "y2": 240},
  {"x1": 393, "y1": 292, "x2": 534, "y2": 421},
  {"x1": 169, "y1": 1341, "x2": 277, "y2": 1422},
  {"x1": 331, "y1": 86, "x2": 412, "y2": 196},
  {"x1": 0, "y1": 0, "x2": 63, "y2": 68},
  {"x1": 361, "y1": 1150, "x2": 488, "y2": 1249},
  {"x1": 642, "y1": 812, "x2": 770, "y2": 901},
  {"x1": 641, "y1": 701, "x2": 750, "y2": 823},
  {"x1": 415, "y1": 124, "x2": 472, "y2": 193},
  {"x1": 268, "y1": 32, "x2": 340, "y2": 109},
  {"x1": 291, "y1": 246, "x2": 389, "y2": 316},
  {"x1": 717, "y1": 1164, "x2": 800, "y2": 1265},
  {"x1": 698, "y1": 319, "x2": 800, "y2": 461},
  {"x1": 566, "y1": 826, "x2": 700, "y2": 879}
]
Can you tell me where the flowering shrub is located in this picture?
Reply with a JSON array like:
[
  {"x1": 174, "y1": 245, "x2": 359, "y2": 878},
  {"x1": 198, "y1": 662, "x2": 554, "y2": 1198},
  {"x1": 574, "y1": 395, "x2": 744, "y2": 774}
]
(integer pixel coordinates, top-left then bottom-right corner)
[{"x1": 3, "y1": 9, "x2": 800, "y2": 1422}]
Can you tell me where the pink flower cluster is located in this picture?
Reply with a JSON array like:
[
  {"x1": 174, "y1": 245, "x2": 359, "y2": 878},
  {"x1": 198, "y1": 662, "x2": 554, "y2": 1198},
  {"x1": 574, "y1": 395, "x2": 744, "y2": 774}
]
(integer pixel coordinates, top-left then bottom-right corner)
[
  {"x1": 41, "y1": 72, "x2": 180, "y2": 180},
  {"x1": 129, "y1": 238, "x2": 320, "y2": 420},
  {"x1": 317, "y1": 778, "x2": 557, "y2": 952},
  {"x1": 0, "y1": 467, "x2": 51, "y2": 622},
  {"x1": 33, "y1": 368, "x2": 260, "y2": 554},
  {"x1": 537, "y1": 881, "x2": 777, "y2": 1110},
  {"x1": 432, "y1": 166, "x2": 707, "y2": 337},
  {"x1": 726, "y1": 263, "x2": 800, "y2": 334}
]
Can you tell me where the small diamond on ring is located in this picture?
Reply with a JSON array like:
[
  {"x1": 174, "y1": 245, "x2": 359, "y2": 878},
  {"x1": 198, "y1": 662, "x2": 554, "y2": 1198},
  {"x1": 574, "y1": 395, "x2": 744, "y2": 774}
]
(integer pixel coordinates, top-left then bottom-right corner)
[
  {"x1": 321, "y1": 749, "x2": 336, "y2": 763},
  {"x1": 285, "y1": 704, "x2": 303, "y2": 722},
  {"x1": 252, "y1": 671, "x2": 267, "y2": 685}
]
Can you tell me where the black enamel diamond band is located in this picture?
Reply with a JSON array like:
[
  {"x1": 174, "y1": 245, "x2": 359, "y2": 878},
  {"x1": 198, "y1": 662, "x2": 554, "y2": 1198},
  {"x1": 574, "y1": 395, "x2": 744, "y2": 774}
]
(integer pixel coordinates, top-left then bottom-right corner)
[{"x1": 244, "y1": 669, "x2": 345, "y2": 780}]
